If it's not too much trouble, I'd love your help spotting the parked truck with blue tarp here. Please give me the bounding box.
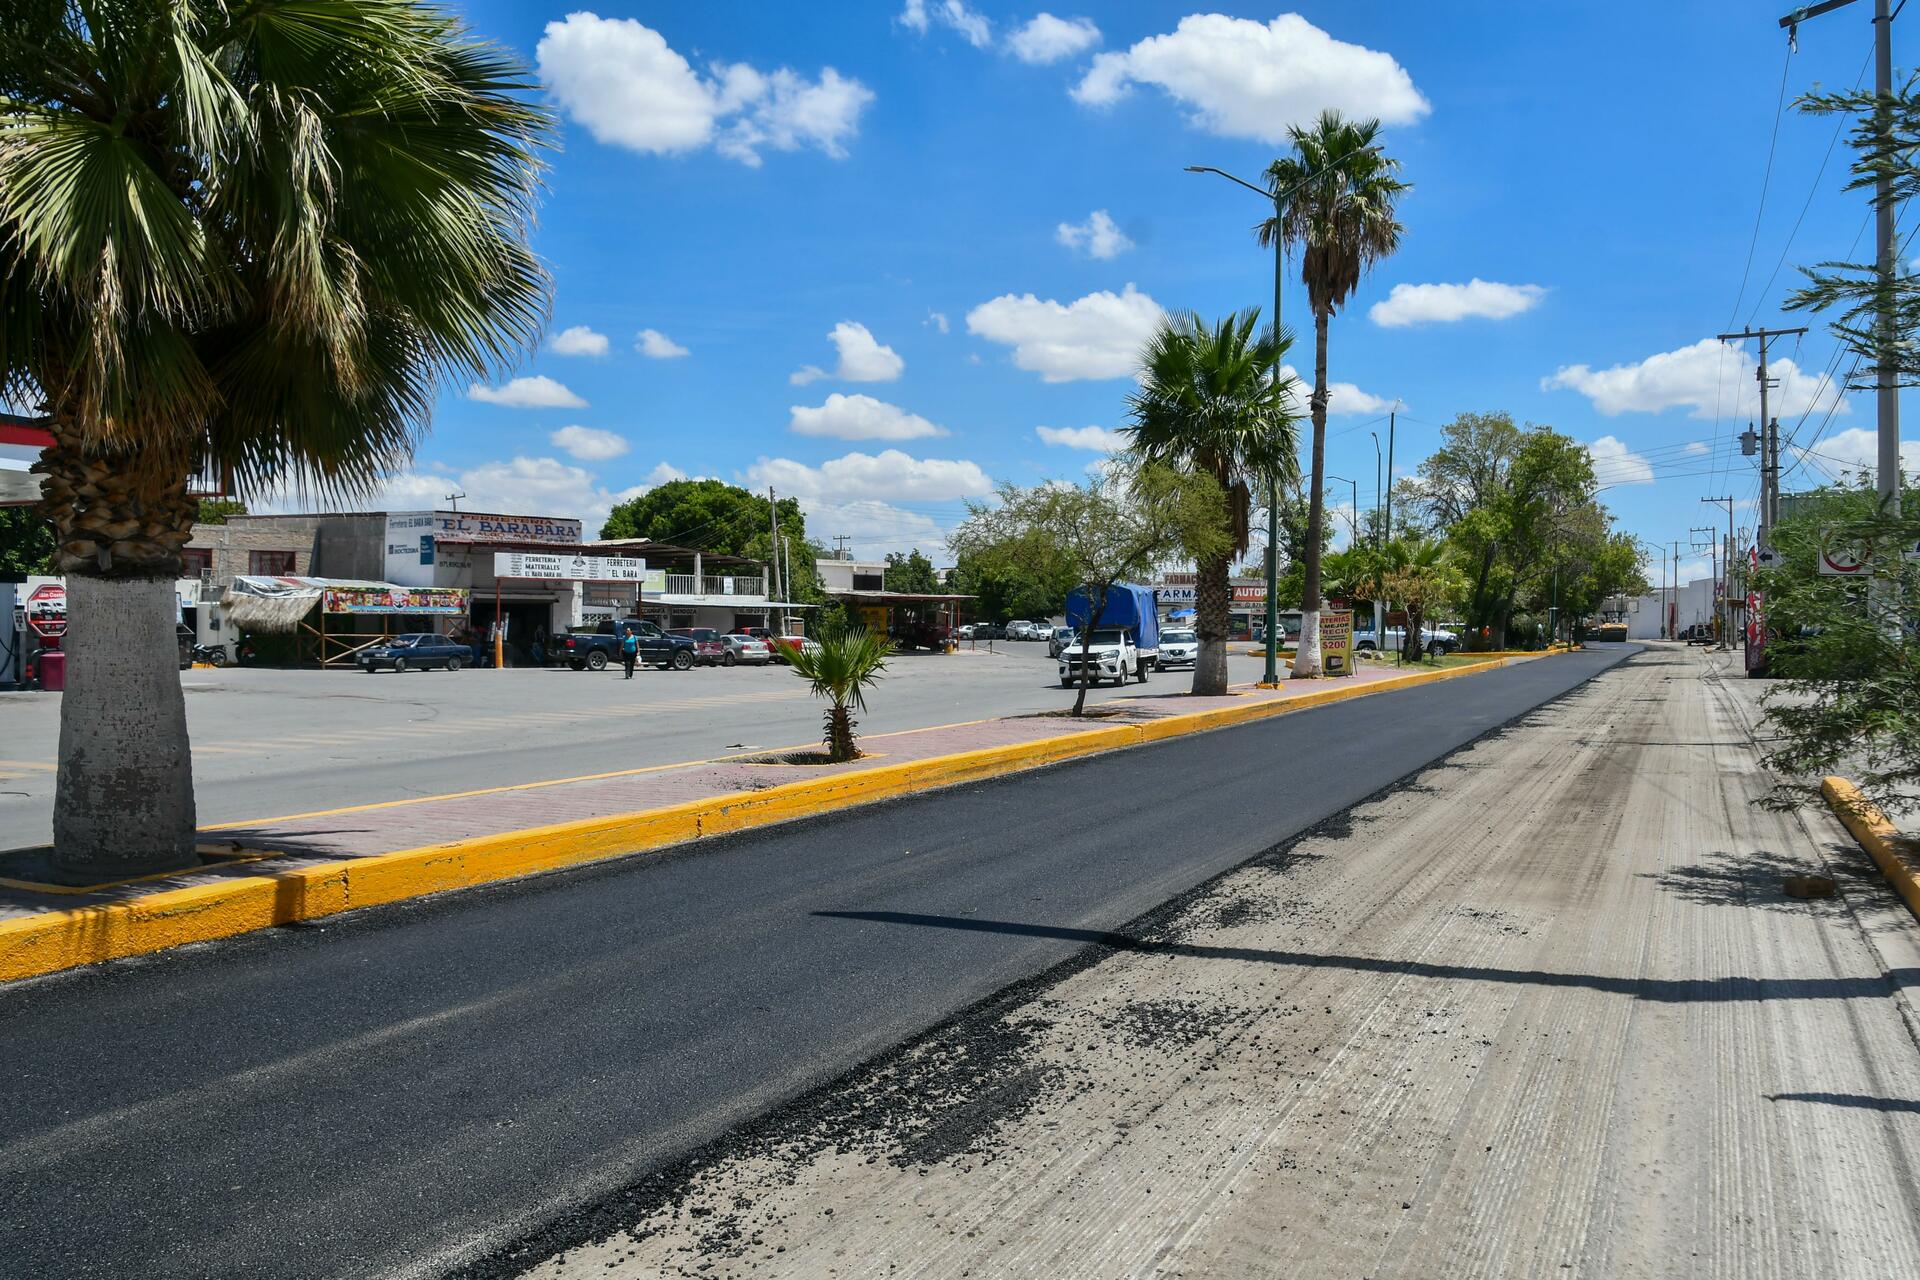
[1060,583,1160,687]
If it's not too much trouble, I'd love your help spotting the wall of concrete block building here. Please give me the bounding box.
[185,514,386,588]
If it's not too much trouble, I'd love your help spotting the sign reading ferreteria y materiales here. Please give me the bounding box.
[492,552,647,582]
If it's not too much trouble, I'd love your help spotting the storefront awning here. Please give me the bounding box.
[222,576,470,632]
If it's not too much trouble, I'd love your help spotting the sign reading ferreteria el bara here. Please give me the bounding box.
[492,552,648,583]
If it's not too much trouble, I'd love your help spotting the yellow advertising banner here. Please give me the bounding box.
[1321,609,1354,676]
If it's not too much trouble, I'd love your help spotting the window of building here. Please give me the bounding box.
[249,550,296,576]
[852,572,884,591]
[584,583,636,609]
[180,548,212,580]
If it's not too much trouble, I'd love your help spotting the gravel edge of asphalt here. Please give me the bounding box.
[450,651,1637,1279]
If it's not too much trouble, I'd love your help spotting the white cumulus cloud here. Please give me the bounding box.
[1586,436,1654,486]
[637,328,690,359]
[1369,279,1546,328]
[1542,339,1846,420]
[792,321,905,385]
[1036,425,1128,451]
[548,325,610,357]
[746,449,992,503]
[1071,13,1428,141]
[790,393,947,441]
[966,283,1163,382]
[467,376,587,409]
[549,425,630,462]
[537,13,873,167]
[900,0,992,48]
[1056,209,1133,259]
[1277,365,1392,416]
[1009,14,1101,64]
[1791,426,1920,481]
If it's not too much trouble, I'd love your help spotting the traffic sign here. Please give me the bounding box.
[1755,548,1780,568]
[25,583,65,638]
[1816,530,1871,576]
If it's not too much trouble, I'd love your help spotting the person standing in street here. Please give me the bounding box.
[620,626,639,679]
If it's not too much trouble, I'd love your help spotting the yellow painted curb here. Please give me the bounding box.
[1821,776,1920,920]
[0,652,1535,983]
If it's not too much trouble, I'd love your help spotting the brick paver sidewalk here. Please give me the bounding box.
[0,662,1444,923]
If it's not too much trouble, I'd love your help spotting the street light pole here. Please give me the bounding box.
[1327,475,1359,543]
[1186,163,1289,684]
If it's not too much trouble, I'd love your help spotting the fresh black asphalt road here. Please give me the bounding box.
[0,648,1633,1279]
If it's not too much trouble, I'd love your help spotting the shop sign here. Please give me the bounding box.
[439,511,581,544]
[1231,584,1267,603]
[25,583,66,638]
[1321,609,1354,676]
[493,552,647,582]
[1158,585,1197,604]
[323,585,469,615]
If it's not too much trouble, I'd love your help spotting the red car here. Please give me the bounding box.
[666,627,728,666]
[728,626,817,664]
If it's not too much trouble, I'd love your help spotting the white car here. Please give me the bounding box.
[1007,620,1038,640]
[1156,628,1198,669]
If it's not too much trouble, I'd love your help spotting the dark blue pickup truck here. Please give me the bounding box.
[553,618,697,671]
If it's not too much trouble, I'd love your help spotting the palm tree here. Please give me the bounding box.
[1259,111,1409,678]
[1,2,550,881]
[1379,536,1463,663]
[1126,310,1298,696]
[787,628,894,762]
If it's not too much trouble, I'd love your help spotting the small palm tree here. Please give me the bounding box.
[1125,310,1298,696]
[1,2,550,880]
[1379,537,1463,663]
[1260,111,1409,678]
[787,628,894,762]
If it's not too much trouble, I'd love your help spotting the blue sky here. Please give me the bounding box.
[376,2,1917,579]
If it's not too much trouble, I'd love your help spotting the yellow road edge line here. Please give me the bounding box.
[0,656,1525,983]
[1820,776,1920,920]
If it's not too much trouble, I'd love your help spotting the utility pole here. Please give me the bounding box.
[1702,496,1736,643]
[445,491,465,513]
[1781,0,1901,512]
[1716,325,1806,544]
[1671,539,1687,638]
[1692,526,1720,642]
[831,534,852,559]
[1384,404,1397,546]
[767,487,783,627]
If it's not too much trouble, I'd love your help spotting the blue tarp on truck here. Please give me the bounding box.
[1065,582,1160,650]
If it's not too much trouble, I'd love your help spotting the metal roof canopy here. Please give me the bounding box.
[825,589,975,603]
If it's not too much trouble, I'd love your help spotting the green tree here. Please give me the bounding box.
[950,464,1228,715]
[1,1,550,881]
[195,498,247,525]
[1786,79,1920,402]
[0,508,54,575]
[1377,537,1466,663]
[1260,110,1410,677]
[601,479,820,601]
[786,627,894,763]
[949,554,1072,625]
[1400,413,1605,649]
[884,550,939,594]
[1125,310,1298,696]
[1754,491,1920,813]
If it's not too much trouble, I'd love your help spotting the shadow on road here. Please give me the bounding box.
[1765,1092,1920,1114]
[814,909,1919,1004]
[1641,849,1844,913]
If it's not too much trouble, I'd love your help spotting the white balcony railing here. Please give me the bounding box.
[661,574,765,597]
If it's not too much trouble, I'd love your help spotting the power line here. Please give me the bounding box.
[1727,41,1797,328]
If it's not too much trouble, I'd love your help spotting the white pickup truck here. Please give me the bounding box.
[1354,625,1459,658]
[1058,626,1151,687]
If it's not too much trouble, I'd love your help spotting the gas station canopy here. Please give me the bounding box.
[1,413,51,507]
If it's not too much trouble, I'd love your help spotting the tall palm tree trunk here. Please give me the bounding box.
[1193,550,1232,695]
[35,423,199,882]
[1293,307,1331,678]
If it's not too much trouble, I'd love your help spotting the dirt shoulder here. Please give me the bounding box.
[502,646,1920,1280]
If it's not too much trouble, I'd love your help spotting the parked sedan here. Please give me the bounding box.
[358,633,468,673]
[971,621,1005,640]
[667,627,728,665]
[720,633,772,665]
[1046,625,1078,658]
[1156,628,1199,669]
